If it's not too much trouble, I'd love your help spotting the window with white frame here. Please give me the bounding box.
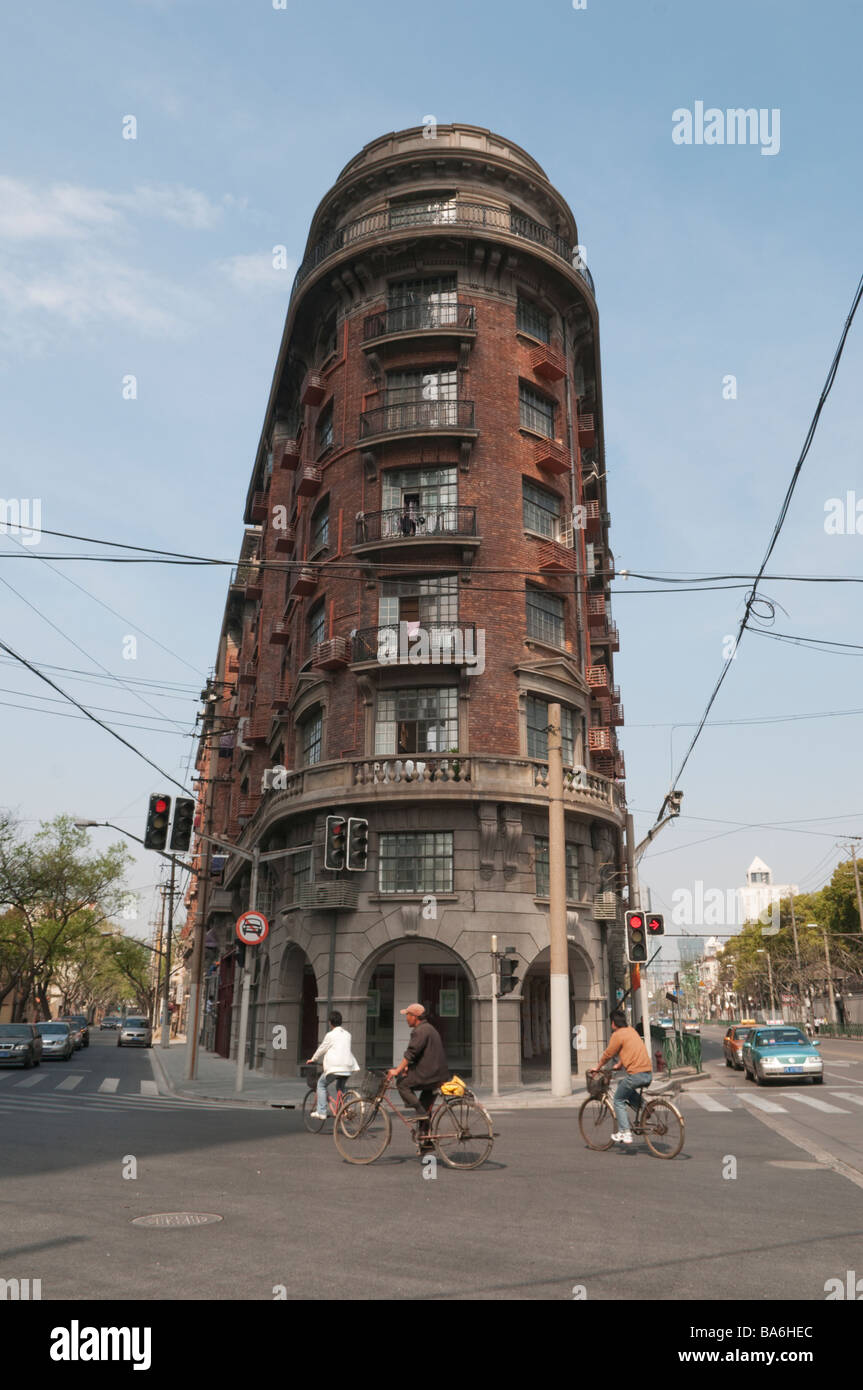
[378,831,453,893]
[375,686,458,755]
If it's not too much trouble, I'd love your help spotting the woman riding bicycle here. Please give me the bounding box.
[588,1009,652,1145]
[306,1011,359,1120]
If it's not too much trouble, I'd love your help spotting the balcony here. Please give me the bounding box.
[536,538,577,574]
[246,712,272,745]
[362,301,477,348]
[290,566,317,598]
[352,622,479,669]
[238,661,257,686]
[530,342,567,383]
[588,728,613,753]
[590,621,620,653]
[269,621,290,645]
[291,201,596,304]
[586,664,611,697]
[250,490,267,523]
[278,439,301,472]
[532,437,569,476]
[587,595,607,629]
[354,505,479,555]
[274,523,296,553]
[577,413,596,449]
[360,398,476,445]
[297,465,322,497]
[301,372,326,407]
[312,636,351,670]
[271,677,293,711]
[585,499,602,538]
[237,794,260,821]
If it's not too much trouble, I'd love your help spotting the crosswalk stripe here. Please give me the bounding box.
[139,1080,159,1097]
[827,1092,863,1108]
[783,1093,849,1114]
[14,1073,47,1088]
[56,1074,85,1091]
[98,1078,120,1093]
[688,1093,732,1112]
[740,1094,787,1113]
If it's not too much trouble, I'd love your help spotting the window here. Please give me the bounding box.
[519,382,555,437]
[310,503,329,554]
[523,480,561,538]
[389,276,457,329]
[517,297,550,343]
[320,315,338,362]
[299,708,322,766]
[526,587,565,647]
[379,832,453,893]
[317,401,333,453]
[388,194,457,229]
[381,466,458,538]
[534,838,580,899]
[386,368,457,403]
[527,696,575,763]
[308,601,326,650]
[378,573,458,627]
[292,849,312,898]
[375,686,458,755]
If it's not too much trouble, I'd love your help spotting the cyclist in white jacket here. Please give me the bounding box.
[306,1012,359,1120]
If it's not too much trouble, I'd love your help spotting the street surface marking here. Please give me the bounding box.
[688,1093,732,1112]
[829,1092,863,1108]
[0,1072,18,1084]
[783,1093,849,1114]
[739,1094,787,1113]
[140,1080,159,1097]
[14,1073,47,1088]
[56,1075,85,1090]
[98,1077,120,1093]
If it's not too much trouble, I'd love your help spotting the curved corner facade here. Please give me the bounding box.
[189,123,626,1085]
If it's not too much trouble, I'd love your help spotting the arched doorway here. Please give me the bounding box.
[360,939,474,1074]
[521,944,596,1079]
[266,943,318,1076]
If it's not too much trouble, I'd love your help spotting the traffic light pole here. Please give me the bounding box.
[161,855,177,1049]
[490,935,499,1097]
[625,812,652,1055]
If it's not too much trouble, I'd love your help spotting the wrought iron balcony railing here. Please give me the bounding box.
[352,622,478,666]
[355,505,477,545]
[363,301,476,341]
[292,201,595,301]
[360,398,475,438]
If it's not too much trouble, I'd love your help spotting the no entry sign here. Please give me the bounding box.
[236,910,270,945]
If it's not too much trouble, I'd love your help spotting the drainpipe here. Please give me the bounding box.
[561,313,587,671]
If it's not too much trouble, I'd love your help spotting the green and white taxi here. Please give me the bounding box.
[741,1025,823,1086]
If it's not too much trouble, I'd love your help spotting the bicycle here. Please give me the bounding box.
[301,1068,360,1133]
[333,1073,494,1169]
[578,1070,685,1159]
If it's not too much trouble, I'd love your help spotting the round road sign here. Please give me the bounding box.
[236,910,270,945]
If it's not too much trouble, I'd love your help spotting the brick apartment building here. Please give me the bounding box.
[185,124,626,1086]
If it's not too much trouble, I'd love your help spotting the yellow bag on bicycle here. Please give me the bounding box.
[441,1075,467,1096]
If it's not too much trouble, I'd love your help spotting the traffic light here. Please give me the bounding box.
[144,794,172,851]
[646,913,665,937]
[346,817,369,872]
[498,952,520,996]
[324,815,347,870]
[170,797,195,852]
[625,910,647,963]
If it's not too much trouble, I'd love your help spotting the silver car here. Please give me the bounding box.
[36,1021,74,1061]
[117,1017,152,1048]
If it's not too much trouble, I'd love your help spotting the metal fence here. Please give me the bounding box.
[650,1026,702,1072]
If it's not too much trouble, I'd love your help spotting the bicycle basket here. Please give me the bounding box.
[440,1074,467,1097]
[586,1072,610,1099]
[301,1065,319,1090]
[351,1069,387,1100]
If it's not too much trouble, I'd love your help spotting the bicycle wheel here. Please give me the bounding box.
[431,1098,493,1169]
[334,1090,363,1135]
[578,1097,615,1150]
[641,1098,685,1159]
[302,1089,326,1133]
[333,1099,391,1163]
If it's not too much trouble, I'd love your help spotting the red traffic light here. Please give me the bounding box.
[646,914,665,935]
[628,914,644,931]
[154,798,169,814]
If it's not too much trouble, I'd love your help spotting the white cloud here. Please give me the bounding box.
[218,251,297,293]
[0,177,227,241]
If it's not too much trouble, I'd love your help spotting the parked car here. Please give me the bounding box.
[723,1024,755,1070]
[683,1019,701,1035]
[61,1015,90,1048]
[0,1023,43,1068]
[36,1021,74,1061]
[117,1017,152,1048]
[100,1016,123,1030]
[742,1026,823,1085]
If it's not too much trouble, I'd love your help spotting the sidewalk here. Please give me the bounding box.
[150,1040,696,1111]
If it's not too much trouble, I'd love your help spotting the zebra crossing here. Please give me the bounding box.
[679,1087,863,1117]
[0,1069,266,1114]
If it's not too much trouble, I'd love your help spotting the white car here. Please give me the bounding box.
[117,1017,152,1048]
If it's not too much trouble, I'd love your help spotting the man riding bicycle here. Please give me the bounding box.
[387,1003,450,1141]
[589,1008,652,1144]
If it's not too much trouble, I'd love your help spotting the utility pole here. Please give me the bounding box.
[161,855,177,1050]
[844,838,863,934]
[547,705,571,1098]
[153,888,166,1030]
[490,934,499,1098]
[625,811,651,1051]
[821,929,838,1025]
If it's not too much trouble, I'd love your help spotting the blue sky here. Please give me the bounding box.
[1,0,861,962]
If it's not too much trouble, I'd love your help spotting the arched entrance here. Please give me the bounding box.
[265,942,318,1076]
[521,944,597,1079]
[360,939,475,1074]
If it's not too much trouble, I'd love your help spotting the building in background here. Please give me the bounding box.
[738,857,799,926]
[186,124,626,1085]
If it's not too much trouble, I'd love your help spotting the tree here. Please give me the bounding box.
[0,814,131,1019]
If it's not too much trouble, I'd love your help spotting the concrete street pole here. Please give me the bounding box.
[547,705,571,1098]
[186,835,210,1082]
[821,929,838,1025]
[625,812,651,1054]
[235,845,259,1092]
[846,839,863,934]
[491,934,499,1098]
[161,856,176,1049]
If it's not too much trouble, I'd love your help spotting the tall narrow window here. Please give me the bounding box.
[310,502,329,555]
[374,687,458,755]
[517,297,551,342]
[299,709,323,766]
[317,400,333,453]
[308,600,326,651]
[388,275,457,330]
[534,838,580,898]
[527,696,575,764]
[519,382,555,437]
[523,480,561,538]
[526,586,565,647]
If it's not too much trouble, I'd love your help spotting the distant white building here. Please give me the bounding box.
[737,857,798,926]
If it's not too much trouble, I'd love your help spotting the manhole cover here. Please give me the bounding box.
[765,1161,825,1170]
[131,1212,223,1228]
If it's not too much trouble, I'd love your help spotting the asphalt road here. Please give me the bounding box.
[2,1028,863,1301]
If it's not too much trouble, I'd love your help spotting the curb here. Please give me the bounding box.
[148,1048,308,1108]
